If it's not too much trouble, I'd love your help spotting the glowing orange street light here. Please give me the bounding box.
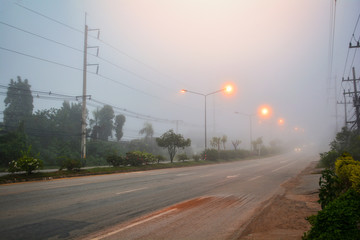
[258,105,272,118]
[278,118,284,126]
[180,85,235,149]
[225,85,233,93]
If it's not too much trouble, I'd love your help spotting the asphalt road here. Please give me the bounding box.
[0,152,316,240]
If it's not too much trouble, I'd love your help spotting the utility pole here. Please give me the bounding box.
[81,14,100,160]
[342,67,360,130]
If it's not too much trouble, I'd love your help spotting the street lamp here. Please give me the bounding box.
[181,85,232,149]
[234,112,256,151]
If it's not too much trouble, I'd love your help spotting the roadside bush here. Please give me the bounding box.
[177,153,188,162]
[192,154,200,161]
[59,157,82,171]
[335,153,360,193]
[318,169,343,209]
[125,151,157,166]
[8,146,43,175]
[318,150,339,169]
[202,149,218,161]
[303,189,360,240]
[106,154,124,167]
[125,151,144,166]
[155,155,166,163]
[219,150,231,160]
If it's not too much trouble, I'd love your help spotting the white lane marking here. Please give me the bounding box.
[200,174,213,178]
[226,174,239,179]
[92,208,177,240]
[271,161,296,173]
[247,175,262,181]
[115,187,147,195]
[280,160,289,163]
[176,173,194,176]
[149,171,169,176]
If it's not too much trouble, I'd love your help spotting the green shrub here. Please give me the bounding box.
[176,153,188,162]
[59,158,82,171]
[335,153,360,193]
[125,151,144,166]
[318,169,343,209]
[155,155,166,163]
[318,150,339,169]
[8,146,43,175]
[202,149,218,161]
[303,189,360,240]
[106,154,124,167]
[192,154,200,161]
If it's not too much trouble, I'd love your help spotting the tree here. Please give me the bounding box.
[156,129,191,163]
[114,114,126,141]
[98,105,114,140]
[4,76,33,130]
[221,135,228,150]
[210,137,221,151]
[252,137,263,155]
[90,108,100,140]
[139,122,154,140]
[231,140,241,150]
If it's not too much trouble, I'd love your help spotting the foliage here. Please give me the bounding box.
[59,157,82,171]
[221,135,227,150]
[156,129,191,163]
[251,137,263,154]
[202,149,219,161]
[317,126,360,170]
[335,153,360,193]
[303,189,360,240]
[318,169,343,209]
[106,154,125,167]
[155,155,166,163]
[318,150,340,169]
[192,154,200,161]
[139,122,154,140]
[114,114,126,141]
[210,137,221,151]
[231,140,241,150]
[8,146,42,175]
[125,151,157,166]
[4,76,33,131]
[98,105,115,140]
[0,123,28,167]
[176,153,188,162]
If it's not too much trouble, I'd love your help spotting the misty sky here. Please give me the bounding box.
[1,0,359,151]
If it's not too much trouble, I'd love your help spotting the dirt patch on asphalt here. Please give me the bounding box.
[239,161,321,240]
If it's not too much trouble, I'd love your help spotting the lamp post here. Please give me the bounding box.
[234,112,255,151]
[181,86,232,150]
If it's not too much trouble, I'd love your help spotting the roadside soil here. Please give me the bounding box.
[239,161,322,240]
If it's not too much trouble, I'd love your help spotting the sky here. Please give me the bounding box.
[0,0,359,152]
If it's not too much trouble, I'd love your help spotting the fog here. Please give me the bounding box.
[1,0,359,153]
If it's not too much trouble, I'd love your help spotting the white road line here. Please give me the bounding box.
[247,175,262,181]
[115,187,147,195]
[91,208,177,240]
[226,174,239,179]
[280,160,289,163]
[176,173,194,176]
[271,161,296,173]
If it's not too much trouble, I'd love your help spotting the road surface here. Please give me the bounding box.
[0,152,315,240]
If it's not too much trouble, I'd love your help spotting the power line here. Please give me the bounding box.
[13,2,187,89]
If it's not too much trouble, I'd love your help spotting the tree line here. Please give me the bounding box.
[0,77,184,167]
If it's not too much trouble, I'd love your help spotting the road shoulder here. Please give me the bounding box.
[239,161,321,240]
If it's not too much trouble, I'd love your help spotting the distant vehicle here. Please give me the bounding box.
[294,147,302,152]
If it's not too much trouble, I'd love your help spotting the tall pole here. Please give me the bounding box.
[204,95,207,149]
[81,22,88,159]
[352,67,360,130]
